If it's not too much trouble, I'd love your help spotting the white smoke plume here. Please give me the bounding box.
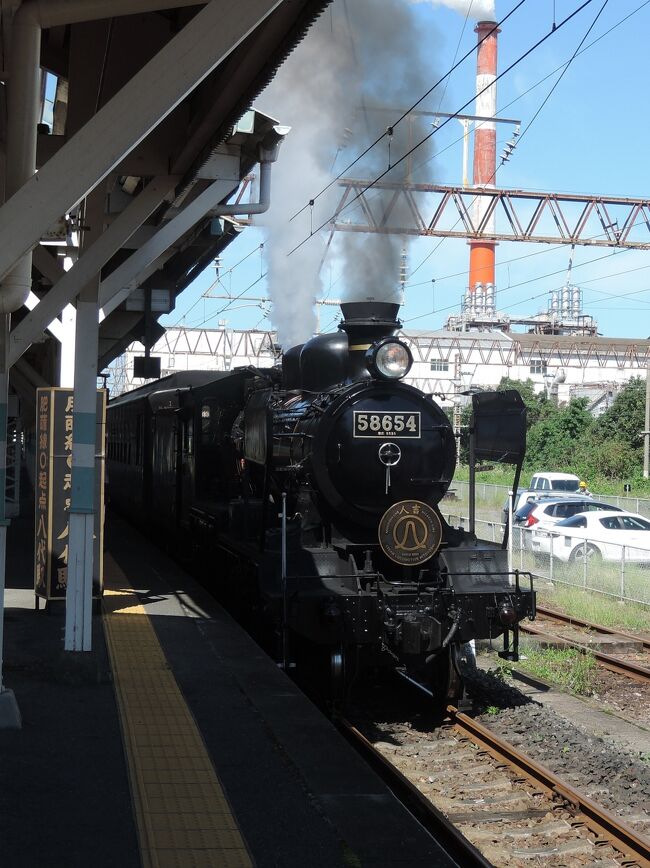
[408,0,496,20]
[256,0,443,348]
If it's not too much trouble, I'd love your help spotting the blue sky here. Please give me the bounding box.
[161,0,650,341]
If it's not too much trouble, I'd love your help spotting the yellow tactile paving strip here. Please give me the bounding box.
[102,557,253,868]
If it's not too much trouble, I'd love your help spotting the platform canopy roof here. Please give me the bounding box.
[0,0,331,409]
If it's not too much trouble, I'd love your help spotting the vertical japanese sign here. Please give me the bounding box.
[34,391,52,595]
[34,389,107,601]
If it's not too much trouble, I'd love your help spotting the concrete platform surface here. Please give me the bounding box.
[1,509,458,868]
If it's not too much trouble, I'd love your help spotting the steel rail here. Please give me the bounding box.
[337,717,491,868]
[536,605,650,651]
[448,706,650,868]
[520,622,650,684]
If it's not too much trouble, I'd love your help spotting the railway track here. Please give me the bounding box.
[520,619,650,684]
[340,706,650,867]
[536,605,650,650]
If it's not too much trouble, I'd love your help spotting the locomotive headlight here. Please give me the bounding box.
[366,339,413,380]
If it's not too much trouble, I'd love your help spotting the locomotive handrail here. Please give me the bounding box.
[272,432,315,438]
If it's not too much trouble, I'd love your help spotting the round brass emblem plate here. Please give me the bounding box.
[378,500,442,566]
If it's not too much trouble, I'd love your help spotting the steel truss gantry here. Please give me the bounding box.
[331,180,650,249]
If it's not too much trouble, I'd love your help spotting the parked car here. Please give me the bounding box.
[528,472,581,493]
[530,510,650,563]
[518,497,621,529]
[514,497,620,550]
[504,476,586,522]
[501,487,528,525]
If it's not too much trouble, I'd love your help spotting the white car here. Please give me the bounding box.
[531,510,650,564]
[507,474,585,516]
[520,497,620,529]
[528,472,581,494]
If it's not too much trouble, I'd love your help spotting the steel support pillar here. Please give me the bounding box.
[9,176,178,366]
[0,0,284,286]
[64,292,98,651]
[0,316,20,727]
[64,188,104,652]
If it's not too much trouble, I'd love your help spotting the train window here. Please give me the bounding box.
[201,401,222,445]
[184,418,194,455]
[201,404,211,439]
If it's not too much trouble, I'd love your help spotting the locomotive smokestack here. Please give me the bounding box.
[469,20,499,298]
[339,302,401,380]
[339,302,400,342]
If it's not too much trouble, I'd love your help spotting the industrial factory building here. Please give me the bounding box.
[110,321,650,416]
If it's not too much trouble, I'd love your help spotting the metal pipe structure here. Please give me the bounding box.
[1,7,40,314]
[0,0,40,727]
[468,20,499,298]
[212,126,290,216]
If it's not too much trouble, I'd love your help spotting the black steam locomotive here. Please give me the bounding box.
[107,301,535,704]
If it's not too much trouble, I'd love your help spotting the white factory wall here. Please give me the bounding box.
[110,326,649,407]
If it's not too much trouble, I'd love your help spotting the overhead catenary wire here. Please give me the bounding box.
[405,0,649,279]
[509,0,609,156]
[287,0,598,259]
[371,0,610,270]
[189,271,269,329]
[173,1,650,337]
[186,214,650,334]
[322,0,635,304]
[167,243,264,327]
[288,0,530,224]
[370,0,621,314]
[404,246,632,323]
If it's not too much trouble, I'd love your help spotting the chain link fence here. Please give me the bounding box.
[444,513,650,607]
[448,480,650,520]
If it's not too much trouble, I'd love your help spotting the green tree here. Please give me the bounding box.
[575,438,638,480]
[524,398,592,471]
[497,377,547,429]
[595,378,645,450]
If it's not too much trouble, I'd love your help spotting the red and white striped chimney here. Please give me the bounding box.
[469,20,499,297]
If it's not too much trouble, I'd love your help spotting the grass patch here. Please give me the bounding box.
[453,465,650,497]
[514,644,598,696]
[538,585,650,632]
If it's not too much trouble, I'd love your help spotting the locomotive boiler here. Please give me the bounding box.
[107,301,535,705]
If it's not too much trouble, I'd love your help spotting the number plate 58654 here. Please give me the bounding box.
[353,411,421,438]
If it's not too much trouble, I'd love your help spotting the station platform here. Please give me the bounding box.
[0,507,457,868]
